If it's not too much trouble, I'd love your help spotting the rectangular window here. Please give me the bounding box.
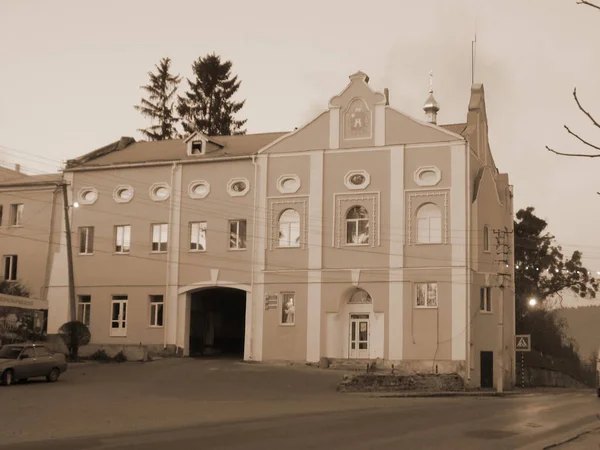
[110,295,127,337]
[480,287,492,312]
[483,226,490,252]
[229,219,247,250]
[190,221,207,251]
[78,227,94,254]
[149,295,164,327]
[3,255,18,281]
[0,205,3,226]
[280,292,295,325]
[151,223,168,252]
[77,295,91,326]
[417,217,442,244]
[10,203,24,226]
[415,282,438,308]
[115,225,131,253]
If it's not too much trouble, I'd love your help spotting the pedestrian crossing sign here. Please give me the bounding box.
[516,334,531,352]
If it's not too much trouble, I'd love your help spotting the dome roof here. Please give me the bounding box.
[424,91,440,112]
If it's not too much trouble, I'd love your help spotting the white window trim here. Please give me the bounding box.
[227,177,250,197]
[415,203,443,245]
[114,225,131,254]
[10,203,24,227]
[344,206,370,247]
[277,209,301,249]
[228,219,247,251]
[189,221,207,252]
[78,226,94,255]
[149,295,164,328]
[151,223,168,253]
[109,297,128,337]
[414,165,442,187]
[149,182,171,202]
[415,282,439,309]
[480,286,492,313]
[188,180,211,199]
[344,170,371,190]
[113,185,135,204]
[77,187,99,206]
[276,174,301,194]
[279,292,296,326]
[77,296,91,326]
[3,255,17,281]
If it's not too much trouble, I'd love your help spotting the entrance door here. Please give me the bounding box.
[480,351,494,388]
[349,314,369,359]
[110,298,127,337]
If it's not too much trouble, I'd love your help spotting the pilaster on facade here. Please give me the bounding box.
[166,163,182,348]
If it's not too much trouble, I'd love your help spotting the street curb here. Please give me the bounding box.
[342,391,540,398]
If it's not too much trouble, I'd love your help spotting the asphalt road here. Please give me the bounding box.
[2,391,600,449]
[0,359,599,449]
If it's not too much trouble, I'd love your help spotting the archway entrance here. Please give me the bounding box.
[189,287,246,358]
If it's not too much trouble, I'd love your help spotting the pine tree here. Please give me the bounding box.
[134,57,182,141]
[177,53,247,136]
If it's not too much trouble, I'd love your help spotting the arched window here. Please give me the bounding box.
[346,206,369,245]
[416,203,442,244]
[278,209,300,248]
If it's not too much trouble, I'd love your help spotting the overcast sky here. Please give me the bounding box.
[1,0,599,306]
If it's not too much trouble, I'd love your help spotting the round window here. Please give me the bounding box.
[350,174,366,185]
[154,187,169,199]
[281,178,297,190]
[193,184,208,196]
[231,181,246,192]
[117,188,133,200]
[418,170,438,184]
[81,190,97,202]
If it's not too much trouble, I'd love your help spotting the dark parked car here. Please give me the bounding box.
[0,343,67,386]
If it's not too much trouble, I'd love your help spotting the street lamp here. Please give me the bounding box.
[528,298,537,307]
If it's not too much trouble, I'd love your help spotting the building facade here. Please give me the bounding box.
[31,72,513,388]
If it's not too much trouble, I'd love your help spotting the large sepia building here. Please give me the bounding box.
[4,72,516,389]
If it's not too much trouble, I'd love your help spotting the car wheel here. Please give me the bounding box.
[1,370,14,386]
[46,368,60,383]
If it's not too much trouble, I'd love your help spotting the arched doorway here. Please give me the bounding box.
[189,287,247,358]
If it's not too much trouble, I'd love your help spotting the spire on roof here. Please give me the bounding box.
[423,70,440,125]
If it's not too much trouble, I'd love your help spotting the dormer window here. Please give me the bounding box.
[191,140,204,155]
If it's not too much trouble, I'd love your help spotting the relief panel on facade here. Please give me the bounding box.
[344,98,372,141]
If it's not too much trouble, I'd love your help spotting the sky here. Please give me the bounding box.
[1,0,599,306]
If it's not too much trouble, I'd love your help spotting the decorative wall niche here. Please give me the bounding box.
[414,166,442,187]
[78,187,98,205]
[113,185,134,203]
[276,174,301,194]
[188,180,210,199]
[149,182,171,202]
[227,177,250,197]
[344,170,371,190]
[406,190,449,245]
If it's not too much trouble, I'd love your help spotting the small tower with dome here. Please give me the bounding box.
[423,70,440,124]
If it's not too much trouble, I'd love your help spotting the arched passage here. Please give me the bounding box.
[188,287,247,358]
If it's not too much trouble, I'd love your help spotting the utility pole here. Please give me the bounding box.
[61,183,76,322]
[494,227,512,394]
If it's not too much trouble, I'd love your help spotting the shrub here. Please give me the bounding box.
[113,351,127,363]
[90,349,111,362]
[58,321,91,362]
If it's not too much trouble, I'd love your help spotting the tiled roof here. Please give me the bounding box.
[68,132,289,169]
[439,123,468,136]
[0,172,62,188]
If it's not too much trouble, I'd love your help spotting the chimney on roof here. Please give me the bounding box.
[384,88,390,106]
[14,164,20,173]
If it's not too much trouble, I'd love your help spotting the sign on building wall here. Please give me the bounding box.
[516,334,531,352]
[264,294,278,311]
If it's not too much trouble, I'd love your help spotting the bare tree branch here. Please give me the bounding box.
[577,0,600,11]
[545,145,600,158]
[564,125,600,151]
[573,87,600,129]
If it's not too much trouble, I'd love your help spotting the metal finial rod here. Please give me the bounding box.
[429,70,434,93]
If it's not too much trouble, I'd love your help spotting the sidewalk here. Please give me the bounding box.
[345,387,595,398]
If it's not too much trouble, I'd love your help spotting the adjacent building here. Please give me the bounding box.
[5,72,515,388]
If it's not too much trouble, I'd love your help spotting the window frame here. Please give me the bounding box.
[416,203,443,245]
[114,225,131,254]
[78,226,94,255]
[345,205,370,246]
[480,286,492,313]
[110,295,128,337]
[10,203,24,227]
[415,282,439,309]
[277,209,301,249]
[228,219,247,251]
[189,221,207,252]
[3,255,18,281]
[279,292,296,326]
[149,295,164,328]
[77,295,91,326]
[151,223,168,253]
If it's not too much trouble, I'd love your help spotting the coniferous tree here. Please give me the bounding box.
[177,53,247,136]
[134,57,182,141]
